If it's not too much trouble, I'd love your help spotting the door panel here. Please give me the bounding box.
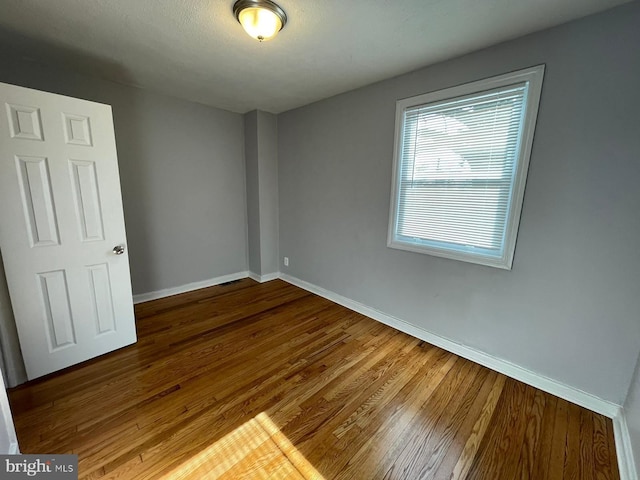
[70,159,105,242]
[87,263,117,335]
[16,155,60,246]
[38,270,76,350]
[0,82,136,380]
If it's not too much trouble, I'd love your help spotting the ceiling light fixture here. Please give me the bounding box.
[233,0,287,42]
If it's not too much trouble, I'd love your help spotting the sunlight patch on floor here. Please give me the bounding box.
[160,412,325,479]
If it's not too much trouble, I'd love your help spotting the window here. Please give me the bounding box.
[388,66,544,269]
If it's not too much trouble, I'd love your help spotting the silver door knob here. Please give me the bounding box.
[113,245,125,255]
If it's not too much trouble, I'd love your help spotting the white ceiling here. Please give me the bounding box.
[0,0,631,114]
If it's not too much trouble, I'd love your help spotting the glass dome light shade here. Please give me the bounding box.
[233,1,287,42]
[239,7,281,41]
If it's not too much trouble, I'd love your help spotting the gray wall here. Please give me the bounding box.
[278,2,640,404]
[0,369,18,453]
[625,353,640,475]
[0,254,25,387]
[245,110,279,277]
[256,111,279,276]
[0,52,248,296]
[245,111,262,274]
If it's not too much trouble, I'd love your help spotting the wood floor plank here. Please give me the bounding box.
[446,373,506,480]
[298,344,442,477]
[333,351,458,480]
[580,408,595,480]
[566,402,583,480]
[550,398,571,477]
[8,279,621,480]
[374,359,482,479]
[514,389,547,480]
[593,413,614,480]
[531,394,558,480]
[464,380,537,480]
[390,364,492,479]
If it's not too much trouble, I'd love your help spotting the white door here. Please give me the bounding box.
[0,82,136,380]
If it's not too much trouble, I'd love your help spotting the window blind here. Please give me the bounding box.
[394,83,529,260]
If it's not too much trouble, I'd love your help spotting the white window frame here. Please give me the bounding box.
[387,65,545,269]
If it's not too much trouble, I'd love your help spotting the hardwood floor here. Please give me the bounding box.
[9,278,620,479]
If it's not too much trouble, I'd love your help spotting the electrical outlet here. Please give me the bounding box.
[283,257,289,267]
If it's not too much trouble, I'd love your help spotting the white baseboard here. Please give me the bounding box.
[279,273,621,419]
[614,411,638,480]
[8,441,19,455]
[133,271,250,304]
[248,272,280,283]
